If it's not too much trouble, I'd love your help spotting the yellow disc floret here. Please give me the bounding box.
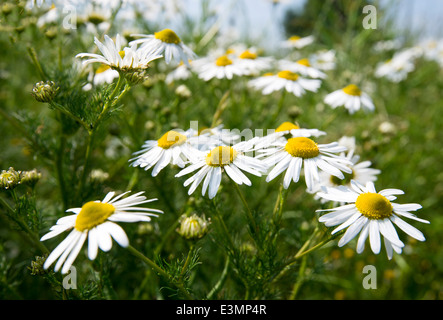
[157,131,187,149]
[275,121,300,133]
[96,64,111,74]
[285,137,319,158]
[342,84,362,96]
[154,28,181,44]
[215,55,233,67]
[75,201,115,232]
[289,35,301,42]
[355,193,393,220]
[239,50,257,60]
[206,146,238,167]
[277,70,299,81]
[296,58,311,67]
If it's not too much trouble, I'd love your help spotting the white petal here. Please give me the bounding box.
[369,220,381,254]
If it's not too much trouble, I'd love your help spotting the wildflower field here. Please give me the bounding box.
[0,0,442,302]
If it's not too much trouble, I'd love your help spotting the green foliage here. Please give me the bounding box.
[0,0,441,301]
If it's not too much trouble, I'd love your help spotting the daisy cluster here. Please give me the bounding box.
[129,119,428,260]
[39,25,431,275]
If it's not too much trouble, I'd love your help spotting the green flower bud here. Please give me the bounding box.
[0,167,22,190]
[21,169,42,187]
[31,80,59,103]
[29,256,48,276]
[177,214,211,241]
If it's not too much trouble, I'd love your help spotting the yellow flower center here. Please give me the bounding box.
[154,28,181,44]
[157,131,187,149]
[75,201,115,232]
[342,84,362,96]
[206,146,238,167]
[277,70,299,81]
[285,137,319,158]
[215,55,233,67]
[239,50,257,60]
[275,121,300,133]
[289,35,301,42]
[96,64,111,74]
[262,72,274,76]
[355,193,393,220]
[296,58,311,67]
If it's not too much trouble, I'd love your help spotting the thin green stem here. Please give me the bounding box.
[289,255,307,300]
[0,196,49,254]
[206,256,230,300]
[211,199,236,252]
[49,101,90,131]
[269,89,286,127]
[55,119,68,210]
[232,182,258,234]
[26,45,48,80]
[272,183,288,226]
[126,245,194,300]
[179,244,195,281]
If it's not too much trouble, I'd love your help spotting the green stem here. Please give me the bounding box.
[211,199,236,252]
[179,244,195,281]
[49,101,90,131]
[26,45,48,80]
[272,183,288,226]
[289,255,307,300]
[232,182,258,235]
[271,229,340,284]
[206,256,230,300]
[269,89,286,127]
[0,196,49,254]
[126,245,194,300]
[55,121,68,210]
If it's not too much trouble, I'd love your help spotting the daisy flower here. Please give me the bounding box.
[91,64,119,86]
[278,58,327,79]
[130,28,196,66]
[255,121,326,150]
[324,84,375,114]
[248,70,321,96]
[262,135,353,190]
[76,34,163,72]
[374,48,420,82]
[40,191,163,274]
[130,129,204,176]
[316,180,429,259]
[309,49,336,71]
[234,49,273,76]
[281,35,315,49]
[311,137,381,200]
[175,139,268,199]
[165,60,193,84]
[193,54,247,81]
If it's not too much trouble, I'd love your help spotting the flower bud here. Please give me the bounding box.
[175,84,191,99]
[29,256,48,275]
[31,80,59,103]
[21,169,42,187]
[0,167,22,190]
[177,214,211,241]
[123,69,148,86]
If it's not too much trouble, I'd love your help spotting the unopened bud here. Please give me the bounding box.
[177,214,211,241]
[123,69,148,86]
[31,80,59,103]
[21,169,42,187]
[175,84,191,99]
[0,167,22,190]
[29,256,48,275]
